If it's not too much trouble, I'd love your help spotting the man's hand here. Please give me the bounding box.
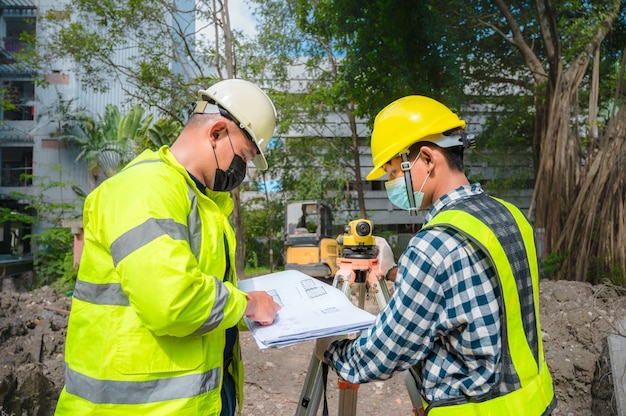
[315,336,337,363]
[244,291,281,326]
[375,236,396,279]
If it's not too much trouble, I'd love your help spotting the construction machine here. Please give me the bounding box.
[283,200,340,280]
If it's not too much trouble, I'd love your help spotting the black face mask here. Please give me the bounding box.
[212,132,248,192]
[213,153,247,192]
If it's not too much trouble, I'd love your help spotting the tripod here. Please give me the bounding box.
[295,251,424,416]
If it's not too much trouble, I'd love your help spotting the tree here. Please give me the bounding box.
[37,0,215,122]
[553,52,626,284]
[59,104,153,189]
[465,0,625,282]
[37,0,258,276]
[327,0,626,283]
[6,166,82,288]
[245,0,374,219]
[334,0,467,117]
[241,195,284,271]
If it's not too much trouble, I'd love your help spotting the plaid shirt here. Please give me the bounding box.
[326,183,502,402]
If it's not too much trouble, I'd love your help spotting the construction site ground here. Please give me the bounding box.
[1,274,625,416]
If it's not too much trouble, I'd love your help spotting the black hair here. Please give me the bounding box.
[408,141,464,172]
[185,112,218,128]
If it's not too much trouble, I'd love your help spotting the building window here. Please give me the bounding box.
[2,81,35,121]
[0,146,33,187]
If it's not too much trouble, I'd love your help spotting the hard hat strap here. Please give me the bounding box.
[400,152,418,215]
[193,101,220,115]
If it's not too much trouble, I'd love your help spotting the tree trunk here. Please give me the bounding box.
[347,104,367,219]
[533,68,584,246]
[214,0,247,278]
[528,0,622,282]
[554,101,626,283]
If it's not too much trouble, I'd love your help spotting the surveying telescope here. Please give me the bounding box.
[337,219,378,259]
[296,218,408,416]
[333,219,388,311]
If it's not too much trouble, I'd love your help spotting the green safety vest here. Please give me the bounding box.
[55,146,248,415]
[421,194,556,416]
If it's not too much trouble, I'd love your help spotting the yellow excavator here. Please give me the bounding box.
[283,200,340,280]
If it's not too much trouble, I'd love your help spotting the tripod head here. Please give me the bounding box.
[337,219,379,259]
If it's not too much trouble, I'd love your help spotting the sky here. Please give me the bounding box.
[228,0,258,38]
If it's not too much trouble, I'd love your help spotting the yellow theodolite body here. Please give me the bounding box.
[340,219,375,247]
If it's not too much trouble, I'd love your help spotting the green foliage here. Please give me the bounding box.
[0,88,16,120]
[245,250,259,269]
[41,91,90,136]
[244,236,284,270]
[58,104,153,182]
[540,252,568,280]
[8,168,81,288]
[476,95,536,151]
[244,266,277,278]
[241,197,285,270]
[588,256,625,286]
[264,135,354,207]
[330,0,466,120]
[35,227,77,290]
[136,117,183,151]
[245,0,370,215]
[37,0,227,122]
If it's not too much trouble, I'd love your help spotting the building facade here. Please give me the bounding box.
[0,0,196,258]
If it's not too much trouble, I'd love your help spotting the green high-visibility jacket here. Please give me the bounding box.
[55,146,248,415]
[420,194,555,415]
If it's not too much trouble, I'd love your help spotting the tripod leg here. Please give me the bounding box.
[365,263,391,311]
[295,352,325,416]
[357,282,366,309]
[336,277,353,300]
[404,368,425,416]
[297,258,378,416]
[371,279,391,310]
[337,380,359,416]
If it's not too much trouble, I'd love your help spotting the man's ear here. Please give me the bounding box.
[420,146,434,169]
[208,119,228,143]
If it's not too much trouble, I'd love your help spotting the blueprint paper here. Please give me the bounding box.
[238,270,376,349]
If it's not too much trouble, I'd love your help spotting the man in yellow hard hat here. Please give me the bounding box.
[55,79,281,416]
[317,95,556,415]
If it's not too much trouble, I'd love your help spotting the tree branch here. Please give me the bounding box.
[491,0,546,82]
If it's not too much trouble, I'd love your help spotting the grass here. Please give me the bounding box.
[243,266,284,278]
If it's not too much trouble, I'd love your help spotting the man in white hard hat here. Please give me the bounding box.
[56,79,281,416]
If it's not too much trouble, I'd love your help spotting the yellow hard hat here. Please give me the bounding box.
[193,79,277,170]
[366,95,466,180]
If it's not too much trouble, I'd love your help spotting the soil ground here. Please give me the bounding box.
[1,274,626,416]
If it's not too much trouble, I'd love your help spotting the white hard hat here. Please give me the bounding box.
[193,79,277,170]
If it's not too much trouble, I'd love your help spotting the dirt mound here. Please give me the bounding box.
[1,275,625,416]
[0,276,70,416]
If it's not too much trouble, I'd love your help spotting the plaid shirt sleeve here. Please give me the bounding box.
[325,226,501,401]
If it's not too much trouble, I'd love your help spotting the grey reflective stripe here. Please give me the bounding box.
[64,364,219,405]
[187,186,201,258]
[185,184,229,335]
[110,218,188,267]
[119,158,163,173]
[73,279,130,306]
[192,275,230,335]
